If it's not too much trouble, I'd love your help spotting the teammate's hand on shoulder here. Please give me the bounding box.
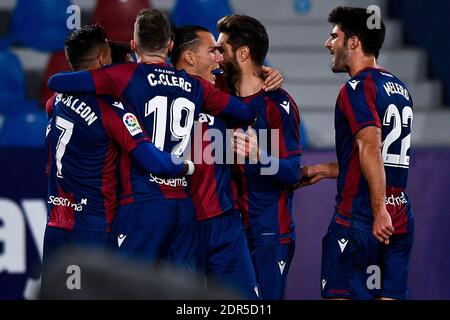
[261,65,283,91]
[372,209,394,245]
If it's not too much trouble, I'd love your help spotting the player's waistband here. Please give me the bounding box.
[246,231,295,247]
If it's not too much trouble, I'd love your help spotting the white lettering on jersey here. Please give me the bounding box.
[147,73,192,92]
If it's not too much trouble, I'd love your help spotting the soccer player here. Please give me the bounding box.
[109,41,134,63]
[47,9,257,269]
[298,7,414,300]
[170,25,260,299]
[217,15,302,300]
[42,25,193,290]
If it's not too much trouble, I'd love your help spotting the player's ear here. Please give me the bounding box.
[349,36,359,50]
[238,46,250,62]
[130,39,137,52]
[184,50,195,66]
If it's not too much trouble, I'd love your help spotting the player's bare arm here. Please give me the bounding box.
[355,126,394,244]
[297,162,339,188]
[261,65,283,91]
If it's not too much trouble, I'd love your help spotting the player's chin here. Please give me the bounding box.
[210,74,216,85]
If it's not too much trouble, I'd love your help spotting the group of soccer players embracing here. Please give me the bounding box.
[42,6,414,301]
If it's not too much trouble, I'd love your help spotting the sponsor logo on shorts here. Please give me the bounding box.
[338,238,348,253]
[278,260,286,275]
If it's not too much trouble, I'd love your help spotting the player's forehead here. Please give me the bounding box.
[217,32,229,46]
[331,24,344,37]
[197,31,217,48]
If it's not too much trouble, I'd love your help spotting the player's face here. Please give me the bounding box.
[217,32,240,79]
[192,31,224,84]
[325,25,350,73]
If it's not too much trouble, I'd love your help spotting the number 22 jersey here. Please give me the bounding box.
[334,67,414,234]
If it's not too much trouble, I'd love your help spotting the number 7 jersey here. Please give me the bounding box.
[334,67,414,234]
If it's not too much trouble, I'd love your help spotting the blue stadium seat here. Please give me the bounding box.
[0,50,26,108]
[0,111,48,147]
[171,0,233,38]
[7,0,72,51]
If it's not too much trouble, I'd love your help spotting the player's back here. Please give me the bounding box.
[91,63,232,202]
[46,94,121,231]
[334,67,414,233]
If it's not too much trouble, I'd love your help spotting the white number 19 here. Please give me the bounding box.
[145,96,195,156]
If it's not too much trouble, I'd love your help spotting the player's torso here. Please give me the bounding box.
[189,112,234,220]
[46,94,118,231]
[119,64,204,201]
[335,68,414,232]
[234,89,297,244]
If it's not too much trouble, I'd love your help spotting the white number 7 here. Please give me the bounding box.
[55,116,74,178]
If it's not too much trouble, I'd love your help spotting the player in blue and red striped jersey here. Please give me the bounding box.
[170,25,258,299]
[298,7,414,300]
[47,9,257,269]
[217,15,302,300]
[42,25,193,292]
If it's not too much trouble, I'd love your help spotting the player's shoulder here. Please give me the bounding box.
[262,88,299,118]
[263,88,293,103]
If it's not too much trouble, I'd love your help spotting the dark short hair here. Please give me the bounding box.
[217,14,268,66]
[328,6,385,59]
[169,25,210,66]
[134,8,171,52]
[109,41,132,63]
[64,24,108,70]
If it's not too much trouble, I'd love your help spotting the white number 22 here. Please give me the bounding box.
[381,104,413,168]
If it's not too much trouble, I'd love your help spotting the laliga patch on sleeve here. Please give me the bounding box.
[123,113,143,136]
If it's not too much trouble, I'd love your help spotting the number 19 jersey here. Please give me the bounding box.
[334,67,414,234]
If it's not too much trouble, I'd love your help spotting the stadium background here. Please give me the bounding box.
[0,0,449,299]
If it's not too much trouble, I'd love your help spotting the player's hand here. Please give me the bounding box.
[298,164,329,187]
[372,209,394,245]
[261,66,283,91]
[233,126,260,162]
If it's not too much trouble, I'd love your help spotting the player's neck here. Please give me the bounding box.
[348,55,378,77]
[137,52,167,65]
[235,65,264,97]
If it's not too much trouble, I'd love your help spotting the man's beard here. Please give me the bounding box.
[221,54,241,95]
[331,46,350,73]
